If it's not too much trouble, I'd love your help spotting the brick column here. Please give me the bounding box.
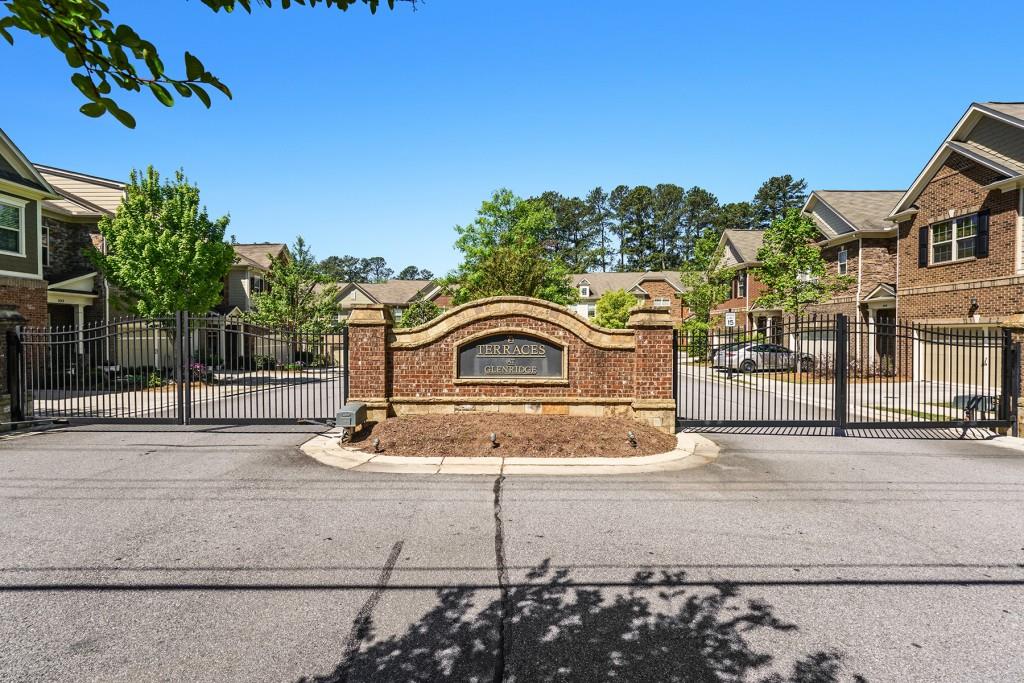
[628,306,676,433]
[347,304,392,422]
[0,305,27,431]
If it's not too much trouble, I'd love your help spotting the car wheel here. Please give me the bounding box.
[799,357,814,372]
[739,359,757,373]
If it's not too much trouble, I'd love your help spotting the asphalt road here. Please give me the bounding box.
[2,425,1023,681]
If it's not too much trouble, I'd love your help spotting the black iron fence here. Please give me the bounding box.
[8,313,348,425]
[676,314,1020,433]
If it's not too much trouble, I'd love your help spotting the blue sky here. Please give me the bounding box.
[1,1,1019,274]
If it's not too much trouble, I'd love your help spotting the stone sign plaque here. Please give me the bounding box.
[458,333,564,379]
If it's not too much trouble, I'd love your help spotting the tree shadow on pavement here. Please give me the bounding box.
[301,561,862,682]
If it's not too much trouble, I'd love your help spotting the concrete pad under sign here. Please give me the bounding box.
[300,431,718,476]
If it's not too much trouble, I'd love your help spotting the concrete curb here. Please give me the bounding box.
[300,430,720,476]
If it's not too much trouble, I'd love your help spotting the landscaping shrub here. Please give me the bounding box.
[681,319,711,360]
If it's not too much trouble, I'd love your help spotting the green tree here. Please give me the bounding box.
[247,236,341,333]
[446,189,578,306]
[679,186,720,261]
[593,289,636,329]
[361,256,393,283]
[584,186,613,272]
[396,266,433,280]
[753,175,808,228]
[713,201,758,232]
[617,185,657,271]
[752,208,852,317]
[0,0,415,127]
[651,183,686,270]
[396,299,442,328]
[680,229,732,326]
[90,166,234,317]
[535,191,602,273]
[320,255,365,282]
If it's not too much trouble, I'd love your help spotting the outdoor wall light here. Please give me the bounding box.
[627,431,637,448]
[969,297,979,308]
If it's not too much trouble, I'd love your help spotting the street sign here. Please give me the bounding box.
[724,312,737,328]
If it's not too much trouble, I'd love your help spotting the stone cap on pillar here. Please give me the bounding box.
[0,304,26,326]
[347,304,393,327]
[626,306,674,329]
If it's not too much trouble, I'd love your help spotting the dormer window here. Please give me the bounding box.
[579,284,590,297]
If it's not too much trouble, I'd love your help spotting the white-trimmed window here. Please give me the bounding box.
[734,273,746,298]
[931,214,977,264]
[579,284,590,297]
[837,247,847,275]
[250,274,266,294]
[0,196,25,255]
[653,297,671,307]
[586,304,596,318]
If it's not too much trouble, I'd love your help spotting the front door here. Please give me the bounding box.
[875,309,896,366]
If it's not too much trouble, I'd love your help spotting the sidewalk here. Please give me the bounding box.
[301,429,719,475]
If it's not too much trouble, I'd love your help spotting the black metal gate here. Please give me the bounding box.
[676,314,1020,433]
[8,313,348,425]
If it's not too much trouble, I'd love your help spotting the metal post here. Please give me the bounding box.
[672,327,679,420]
[174,312,184,424]
[5,327,24,422]
[182,312,191,426]
[834,314,848,436]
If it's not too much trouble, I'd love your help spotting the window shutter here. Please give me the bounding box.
[976,210,990,258]
[918,226,929,267]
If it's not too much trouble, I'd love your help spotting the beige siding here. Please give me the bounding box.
[966,117,1024,173]
[227,268,250,310]
[38,172,123,214]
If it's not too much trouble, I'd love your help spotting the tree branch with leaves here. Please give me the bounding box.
[0,0,415,127]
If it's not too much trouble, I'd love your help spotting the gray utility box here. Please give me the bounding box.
[336,402,367,429]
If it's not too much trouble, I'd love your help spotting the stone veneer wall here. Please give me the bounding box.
[347,296,677,433]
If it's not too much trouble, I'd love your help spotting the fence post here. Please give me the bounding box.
[181,312,191,426]
[834,314,848,436]
[671,327,679,421]
[1,306,27,425]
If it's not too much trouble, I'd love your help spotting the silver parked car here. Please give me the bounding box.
[712,342,815,373]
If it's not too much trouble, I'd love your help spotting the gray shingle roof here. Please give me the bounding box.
[232,243,287,270]
[809,190,904,234]
[571,271,683,297]
[980,102,1024,124]
[721,229,765,265]
[357,279,434,305]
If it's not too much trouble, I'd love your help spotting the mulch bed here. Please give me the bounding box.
[351,413,677,458]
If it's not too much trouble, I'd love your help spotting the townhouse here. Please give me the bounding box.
[888,102,1024,330]
[570,271,687,325]
[0,128,124,333]
[217,242,289,315]
[335,279,446,323]
[710,230,775,336]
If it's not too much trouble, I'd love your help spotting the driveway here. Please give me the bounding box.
[1,426,1023,681]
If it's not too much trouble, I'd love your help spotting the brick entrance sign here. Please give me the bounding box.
[346,296,677,433]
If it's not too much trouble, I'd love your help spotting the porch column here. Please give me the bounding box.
[75,304,85,356]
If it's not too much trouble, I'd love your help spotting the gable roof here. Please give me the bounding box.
[889,101,1024,219]
[36,165,125,218]
[719,229,765,266]
[0,128,59,198]
[232,243,288,270]
[804,190,903,238]
[358,279,436,305]
[570,271,683,297]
